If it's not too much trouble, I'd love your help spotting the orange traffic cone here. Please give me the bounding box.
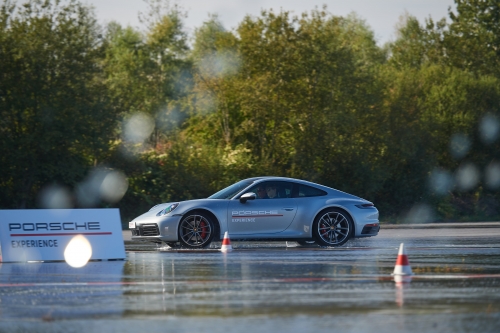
[392,243,413,276]
[220,231,233,252]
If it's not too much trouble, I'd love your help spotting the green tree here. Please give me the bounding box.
[446,0,500,77]
[233,10,387,191]
[385,1,500,220]
[189,15,241,147]
[103,0,191,149]
[0,0,115,208]
[389,1,500,77]
[389,14,447,69]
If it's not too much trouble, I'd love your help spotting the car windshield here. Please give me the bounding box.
[208,180,255,199]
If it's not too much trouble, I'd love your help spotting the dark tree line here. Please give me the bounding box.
[1,0,499,224]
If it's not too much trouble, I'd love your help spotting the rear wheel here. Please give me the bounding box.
[312,209,353,247]
[178,212,215,248]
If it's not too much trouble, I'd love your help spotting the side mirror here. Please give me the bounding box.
[239,192,256,203]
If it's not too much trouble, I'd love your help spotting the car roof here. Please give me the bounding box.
[244,176,364,200]
[242,176,334,191]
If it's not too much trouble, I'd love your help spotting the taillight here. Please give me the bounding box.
[355,203,374,209]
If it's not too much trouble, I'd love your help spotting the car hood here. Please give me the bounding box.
[132,198,228,222]
[132,202,175,221]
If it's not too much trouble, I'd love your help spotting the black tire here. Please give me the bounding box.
[312,208,353,247]
[178,212,215,248]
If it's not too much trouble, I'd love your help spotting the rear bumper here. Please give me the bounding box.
[360,223,380,236]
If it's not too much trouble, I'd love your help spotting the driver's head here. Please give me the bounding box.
[256,186,267,198]
[266,185,277,198]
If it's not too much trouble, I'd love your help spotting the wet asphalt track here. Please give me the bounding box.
[1,223,500,333]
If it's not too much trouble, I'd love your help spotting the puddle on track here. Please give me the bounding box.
[1,230,500,332]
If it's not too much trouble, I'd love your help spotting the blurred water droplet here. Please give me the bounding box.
[479,114,499,144]
[455,163,480,191]
[123,113,154,143]
[449,133,471,159]
[156,106,183,133]
[195,91,216,114]
[404,204,434,224]
[199,50,241,79]
[429,168,454,195]
[76,168,128,207]
[38,185,73,209]
[75,170,104,207]
[100,171,128,203]
[485,161,500,189]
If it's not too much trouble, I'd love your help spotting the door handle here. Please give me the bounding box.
[283,208,294,211]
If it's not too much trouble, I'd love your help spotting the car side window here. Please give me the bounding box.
[293,184,327,198]
[248,181,294,199]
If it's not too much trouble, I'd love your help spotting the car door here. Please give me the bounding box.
[227,181,297,235]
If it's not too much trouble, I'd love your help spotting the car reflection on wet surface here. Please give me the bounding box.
[1,226,500,332]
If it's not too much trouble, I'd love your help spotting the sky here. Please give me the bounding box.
[84,0,456,45]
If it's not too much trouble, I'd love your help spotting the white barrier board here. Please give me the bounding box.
[0,209,125,262]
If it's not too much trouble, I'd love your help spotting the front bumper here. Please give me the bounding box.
[131,223,160,237]
[129,215,182,242]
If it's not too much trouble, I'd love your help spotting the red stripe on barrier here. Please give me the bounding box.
[10,232,112,237]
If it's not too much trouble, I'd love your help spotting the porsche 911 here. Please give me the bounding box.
[128,177,379,248]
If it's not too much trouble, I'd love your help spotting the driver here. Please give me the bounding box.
[256,186,268,199]
[266,185,278,199]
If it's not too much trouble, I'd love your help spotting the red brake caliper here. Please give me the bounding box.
[200,221,207,239]
[321,223,328,237]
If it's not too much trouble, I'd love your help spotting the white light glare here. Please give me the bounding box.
[64,235,92,268]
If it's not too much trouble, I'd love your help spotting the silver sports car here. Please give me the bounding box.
[129,177,380,248]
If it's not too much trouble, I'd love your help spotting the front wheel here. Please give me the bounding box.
[178,213,215,248]
[312,209,353,247]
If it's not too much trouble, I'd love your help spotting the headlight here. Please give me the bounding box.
[156,203,179,216]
